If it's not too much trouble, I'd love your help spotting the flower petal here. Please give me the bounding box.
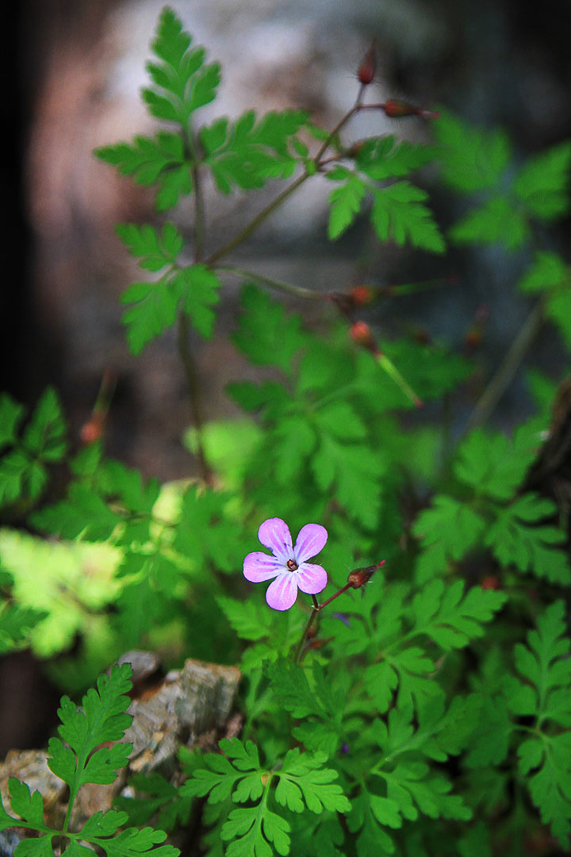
[243,552,283,583]
[296,562,328,595]
[266,572,299,611]
[258,518,293,563]
[294,523,328,563]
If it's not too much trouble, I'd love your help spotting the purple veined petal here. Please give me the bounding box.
[258,518,293,563]
[265,572,299,611]
[295,562,328,595]
[243,552,283,583]
[294,523,328,563]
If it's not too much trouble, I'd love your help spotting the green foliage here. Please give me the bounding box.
[3,8,571,857]
[200,110,308,192]
[0,388,66,509]
[435,108,571,250]
[325,139,445,251]
[0,665,179,857]
[413,420,570,584]
[181,737,349,856]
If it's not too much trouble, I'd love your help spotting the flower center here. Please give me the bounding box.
[286,559,298,571]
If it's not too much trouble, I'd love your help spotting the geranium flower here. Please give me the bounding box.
[243,518,328,611]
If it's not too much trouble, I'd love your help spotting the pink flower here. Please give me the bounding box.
[243,518,328,611]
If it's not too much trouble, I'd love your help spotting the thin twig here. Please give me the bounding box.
[216,265,325,301]
[466,297,546,432]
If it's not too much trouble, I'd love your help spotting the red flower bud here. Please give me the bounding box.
[357,42,376,85]
[347,560,385,589]
[350,321,377,353]
[350,285,374,306]
[80,413,105,444]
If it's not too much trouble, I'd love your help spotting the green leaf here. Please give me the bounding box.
[384,762,471,822]
[116,223,183,271]
[120,278,181,355]
[80,809,126,839]
[173,485,243,572]
[518,251,569,294]
[120,264,220,354]
[355,135,436,181]
[0,388,67,507]
[518,733,571,847]
[486,494,570,584]
[518,252,571,349]
[5,778,46,827]
[514,141,571,221]
[412,495,486,581]
[47,663,133,790]
[217,596,274,642]
[200,110,307,193]
[95,133,192,211]
[179,264,221,338]
[87,825,179,857]
[0,393,25,450]
[0,602,46,655]
[143,8,221,125]
[454,424,541,501]
[22,387,67,461]
[371,182,445,253]
[412,578,507,650]
[513,600,571,723]
[327,172,367,239]
[267,660,325,719]
[222,805,290,857]
[275,749,351,814]
[310,439,385,529]
[232,284,307,374]
[31,482,121,541]
[450,196,529,250]
[434,109,511,192]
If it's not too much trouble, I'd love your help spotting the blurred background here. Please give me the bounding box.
[2,0,571,750]
[8,0,571,481]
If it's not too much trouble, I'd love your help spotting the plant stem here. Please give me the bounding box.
[192,163,206,262]
[294,606,320,664]
[466,297,546,431]
[206,91,370,268]
[177,311,212,484]
[293,582,357,662]
[206,172,311,265]
[216,265,324,301]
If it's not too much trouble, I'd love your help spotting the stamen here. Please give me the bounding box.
[286,559,298,571]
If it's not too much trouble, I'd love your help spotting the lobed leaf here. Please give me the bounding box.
[514,141,571,221]
[434,109,511,192]
[370,182,445,253]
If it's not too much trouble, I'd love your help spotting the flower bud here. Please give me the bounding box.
[357,42,376,85]
[350,321,377,353]
[347,560,385,588]
[350,285,374,306]
[80,413,105,444]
